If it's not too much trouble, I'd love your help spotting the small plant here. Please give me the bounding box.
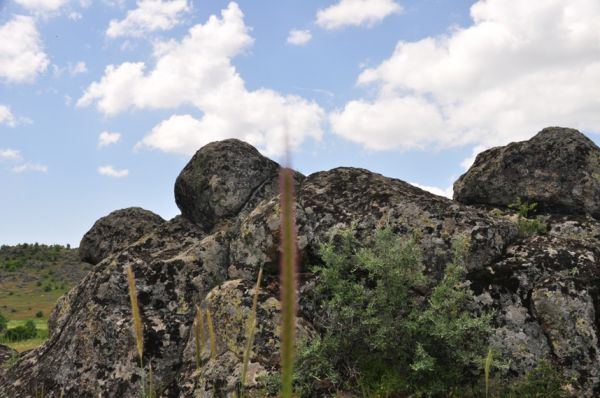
[279,166,299,398]
[206,308,217,360]
[509,198,547,238]
[126,264,156,398]
[0,311,7,333]
[508,360,565,398]
[508,198,537,218]
[485,349,493,398]
[35,310,44,318]
[193,305,205,370]
[240,267,264,397]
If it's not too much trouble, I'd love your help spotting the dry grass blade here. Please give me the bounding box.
[194,305,205,370]
[485,348,493,398]
[279,166,298,398]
[127,264,144,366]
[206,308,217,360]
[240,267,264,397]
[148,363,156,398]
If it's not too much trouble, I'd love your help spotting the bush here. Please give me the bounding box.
[0,312,7,333]
[504,361,565,398]
[509,198,547,238]
[295,229,491,397]
[3,320,37,342]
[35,310,44,318]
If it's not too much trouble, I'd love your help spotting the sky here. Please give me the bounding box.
[1,0,600,246]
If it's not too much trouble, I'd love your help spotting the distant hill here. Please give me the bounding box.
[0,244,92,321]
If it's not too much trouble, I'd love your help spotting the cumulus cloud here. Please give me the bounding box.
[0,105,17,127]
[0,149,21,160]
[12,162,48,173]
[409,182,453,199]
[98,165,129,177]
[70,61,87,75]
[0,16,49,83]
[316,0,402,30]
[80,2,325,156]
[106,0,190,38]
[14,0,69,13]
[98,131,121,147]
[331,0,600,155]
[287,29,312,45]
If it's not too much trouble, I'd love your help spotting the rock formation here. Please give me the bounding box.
[1,127,599,397]
[454,126,600,217]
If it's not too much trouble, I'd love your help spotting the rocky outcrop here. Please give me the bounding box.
[454,127,600,218]
[79,207,165,265]
[2,130,600,397]
[174,139,283,231]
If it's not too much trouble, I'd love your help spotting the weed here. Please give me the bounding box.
[240,267,264,397]
[279,166,298,398]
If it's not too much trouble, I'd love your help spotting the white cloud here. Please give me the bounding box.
[0,149,21,160]
[0,105,17,127]
[70,61,87,75]
[409,182,453,199]
[80,2,325,156]
[106,0,190,38]
[287,29,312,45]
[98,131,121,147]
[12,162,48,173]
[68,11,83,20]
[316,0,402,30]
[14,0,69,13]
[0,16,49,83]
[332,0,600,153]
[98,165,129,177]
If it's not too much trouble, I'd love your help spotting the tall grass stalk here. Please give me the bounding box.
[240,267,264,397]
[206,308,217,360]
[127,265,144,367]
[485,348,493,398]
[279,166,298,398]
[194,305,205,370]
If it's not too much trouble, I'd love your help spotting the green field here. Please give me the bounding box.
[0,244,91,352]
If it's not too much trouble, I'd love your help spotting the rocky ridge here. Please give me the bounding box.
[1,129,599,397]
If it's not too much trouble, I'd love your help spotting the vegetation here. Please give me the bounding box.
[0,243,90,352]
[508,198,548,238]
[293,229,492,397]
[0,311,7,333]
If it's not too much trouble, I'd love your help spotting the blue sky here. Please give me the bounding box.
[1,0,600,246]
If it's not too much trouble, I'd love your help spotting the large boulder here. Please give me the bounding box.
[3,136,600,397]
[174,139,282,230]
[469,215,600,396]
[79,207,165,265]
[454,127,600,217]
[230,167,517,281]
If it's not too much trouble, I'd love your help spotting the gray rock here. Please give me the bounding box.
[177,278,314,397]
[4,135,600,397]
[79,207,165,265]
[174,139,282,230]
[454,127,600,217]
[469,223,600,396]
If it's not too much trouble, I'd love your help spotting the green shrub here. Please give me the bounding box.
[295,229,491,397]
[503,361,565,398]
[508,198,548,238]
[35,310,44,318]
[0,311,7,333]
[3,320,37,342]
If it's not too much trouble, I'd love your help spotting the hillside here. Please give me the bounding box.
[0,244,91,338]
